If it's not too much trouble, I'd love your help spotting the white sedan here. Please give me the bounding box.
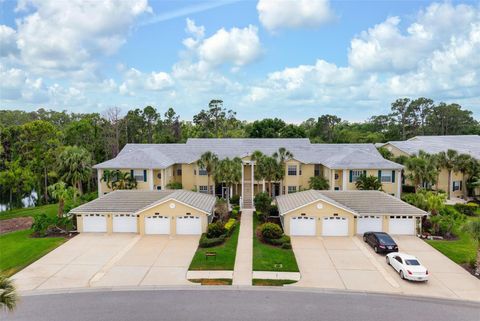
[386,252,429,282]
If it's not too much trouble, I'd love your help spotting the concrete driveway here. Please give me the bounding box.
[291,236,480,302]
[12,233,200,291]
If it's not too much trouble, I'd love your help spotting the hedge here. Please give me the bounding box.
[199,233,226,248]
[454,203,479,216]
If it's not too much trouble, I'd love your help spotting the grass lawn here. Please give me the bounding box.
[252,279,297,286]
[0,229,66,276]
[425,218,477,265]
[253,215,299,272]
[0,204,58,221]
[189,222,240,270]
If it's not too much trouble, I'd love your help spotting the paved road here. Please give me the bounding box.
[3,289,479,321]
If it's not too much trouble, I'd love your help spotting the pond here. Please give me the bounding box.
[0,190,38,212]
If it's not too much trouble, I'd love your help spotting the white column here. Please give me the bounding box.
[342,169,348,191]
[251,162,254,201]
[330,170,335,190]
[97,169,103,195]
[241,162,244,199]
[161,169,165,190]
[262,179,266,192]
[396,170,401,198]
[149,169,154,190]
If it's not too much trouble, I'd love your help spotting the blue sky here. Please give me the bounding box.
[1,0,479,122]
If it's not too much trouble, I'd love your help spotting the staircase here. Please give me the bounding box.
[243,181,253,209]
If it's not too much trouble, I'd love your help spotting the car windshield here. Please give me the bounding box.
[405,259,420,266]
[376,234,394,244]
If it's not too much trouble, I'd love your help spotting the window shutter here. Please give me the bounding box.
[392,170,395,183]
[143,170,147,182]
[349,170,353,183]
[363,170,367,176]
[130,169,134,178]
[378,170,382,181]
[460,181,462,191]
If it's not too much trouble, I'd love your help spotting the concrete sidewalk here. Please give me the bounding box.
[232,209,253,285]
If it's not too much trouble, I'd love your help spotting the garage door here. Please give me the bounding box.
[83,214,107,232]
[389,216,415,235]
[290,216,316,236]
[176,216,202,235]
[145,215,170,235]
[322,217,348,236]
[113,214,137,233]
[357,216,382,234]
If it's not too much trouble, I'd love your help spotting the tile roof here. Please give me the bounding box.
[94,138,402,170]
[384,135,480,159]
[276,190,427,216]
[69,190,216,215]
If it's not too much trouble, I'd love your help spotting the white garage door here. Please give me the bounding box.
[322,217,349,236]
[113,214,137,233]
[290,216,316,236]
[145,215,170,235]
[389,216,415,235]
[357,216,382,234]
[176,216,202,235]
[83,214,107,232]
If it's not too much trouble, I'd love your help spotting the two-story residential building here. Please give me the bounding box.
[380,135,480,199]
[94,138,403,208]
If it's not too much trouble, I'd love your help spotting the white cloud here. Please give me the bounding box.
[257,0,335,31]
[0,25,18,57]
[13,0,151,78]
[119,68,174,95]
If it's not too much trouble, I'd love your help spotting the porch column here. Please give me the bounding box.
[262,179,265,192]
[342,169,348,191]
[330,170,335,190]
[396,170,401,198]
[251,162,254,201]
[149,169,154,190]
[97,169,103,195]
[161,169,166,190]
[241,162,244,201]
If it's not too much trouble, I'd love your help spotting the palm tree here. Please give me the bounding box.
[405,151,438,192]
[57,146,92,197]
[425,192,446,216]
[463,219,480,276]
[0,274,18,312]
[101,169,115,189]
[251,150,267,193]
[273,148,293,195]
[355,174,382,190]
[111,171,137,190]
[309,176,329,190]
[48,181,76,218]
[197,151,218,195]
[454,154,476,199]
[214,157,242,207]
[263,156,279,197]
[437,149,459,199]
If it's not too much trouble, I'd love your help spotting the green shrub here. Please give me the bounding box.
[31,214,52,237]
[230,209,239,219]
[454,203,479,216]
[230,195,240,205]
[255,210,265,222]
[166,182,183,189]
[215,198,229,222]
[199,233,226,248]
[263,235,290,246]
[224,219,236,235]
[281,242,292,249]
[258,222,283,239]
[254,192,272,214]
[207,221,226,238]
[269,204,279,216]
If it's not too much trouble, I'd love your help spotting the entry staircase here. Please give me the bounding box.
[243,181,253,209]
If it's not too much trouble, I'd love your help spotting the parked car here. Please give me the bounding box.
[363,232,398,253]
[386,252,429,282]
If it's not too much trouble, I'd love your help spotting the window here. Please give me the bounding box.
[351,170,364,182]
[157,172,162,179]
[176,168,182,176]
[288,165,297,176]
[453,181,462,191]
[133,169,144,181]
[199,185,208,193]
[199,167,208,176]
[380,171,392,183]
[314,164,321,177]
[288,186,297,193]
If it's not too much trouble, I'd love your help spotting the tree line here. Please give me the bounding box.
[0,97,478,208]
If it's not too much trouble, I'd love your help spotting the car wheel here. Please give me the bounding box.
[400,271,404,280]
[374,246,378,253]
[386,256,390,265]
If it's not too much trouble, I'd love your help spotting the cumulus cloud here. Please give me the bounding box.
[119,68,174,96]
[0,25,18,57]
[257,0,335,31]
[13,0,151,78]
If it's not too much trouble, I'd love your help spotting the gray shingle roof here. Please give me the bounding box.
[69,190,216,215]
[384,135,480,159]
[94,138,402,170]
[276,190,426,216]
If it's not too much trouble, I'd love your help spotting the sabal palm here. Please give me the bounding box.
[197,151,218,195]
[101,169,115,189]
[215,157,241,205]
[355,174,382,190]
[437,149,459,199]
[58,146,92,195]
[111,171,137,190]
[48,181,76,217]
[0,274,18,312]
[406,150,438,191]
[273,148,293,195]
[454,154,475,198]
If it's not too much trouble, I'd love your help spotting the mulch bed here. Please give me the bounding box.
[0,217,33,234]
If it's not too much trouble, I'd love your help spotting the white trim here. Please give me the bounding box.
[149,169,154,191]
[279,198,358,217]
[342,169,348,191]
[134,197,212,216]
[396,170,401,198]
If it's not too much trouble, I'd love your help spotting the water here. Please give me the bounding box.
[0,190,37,212]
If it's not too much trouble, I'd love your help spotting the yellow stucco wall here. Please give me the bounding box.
[282,201,356,236]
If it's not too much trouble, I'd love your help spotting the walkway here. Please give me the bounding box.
[232,209,253,285]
